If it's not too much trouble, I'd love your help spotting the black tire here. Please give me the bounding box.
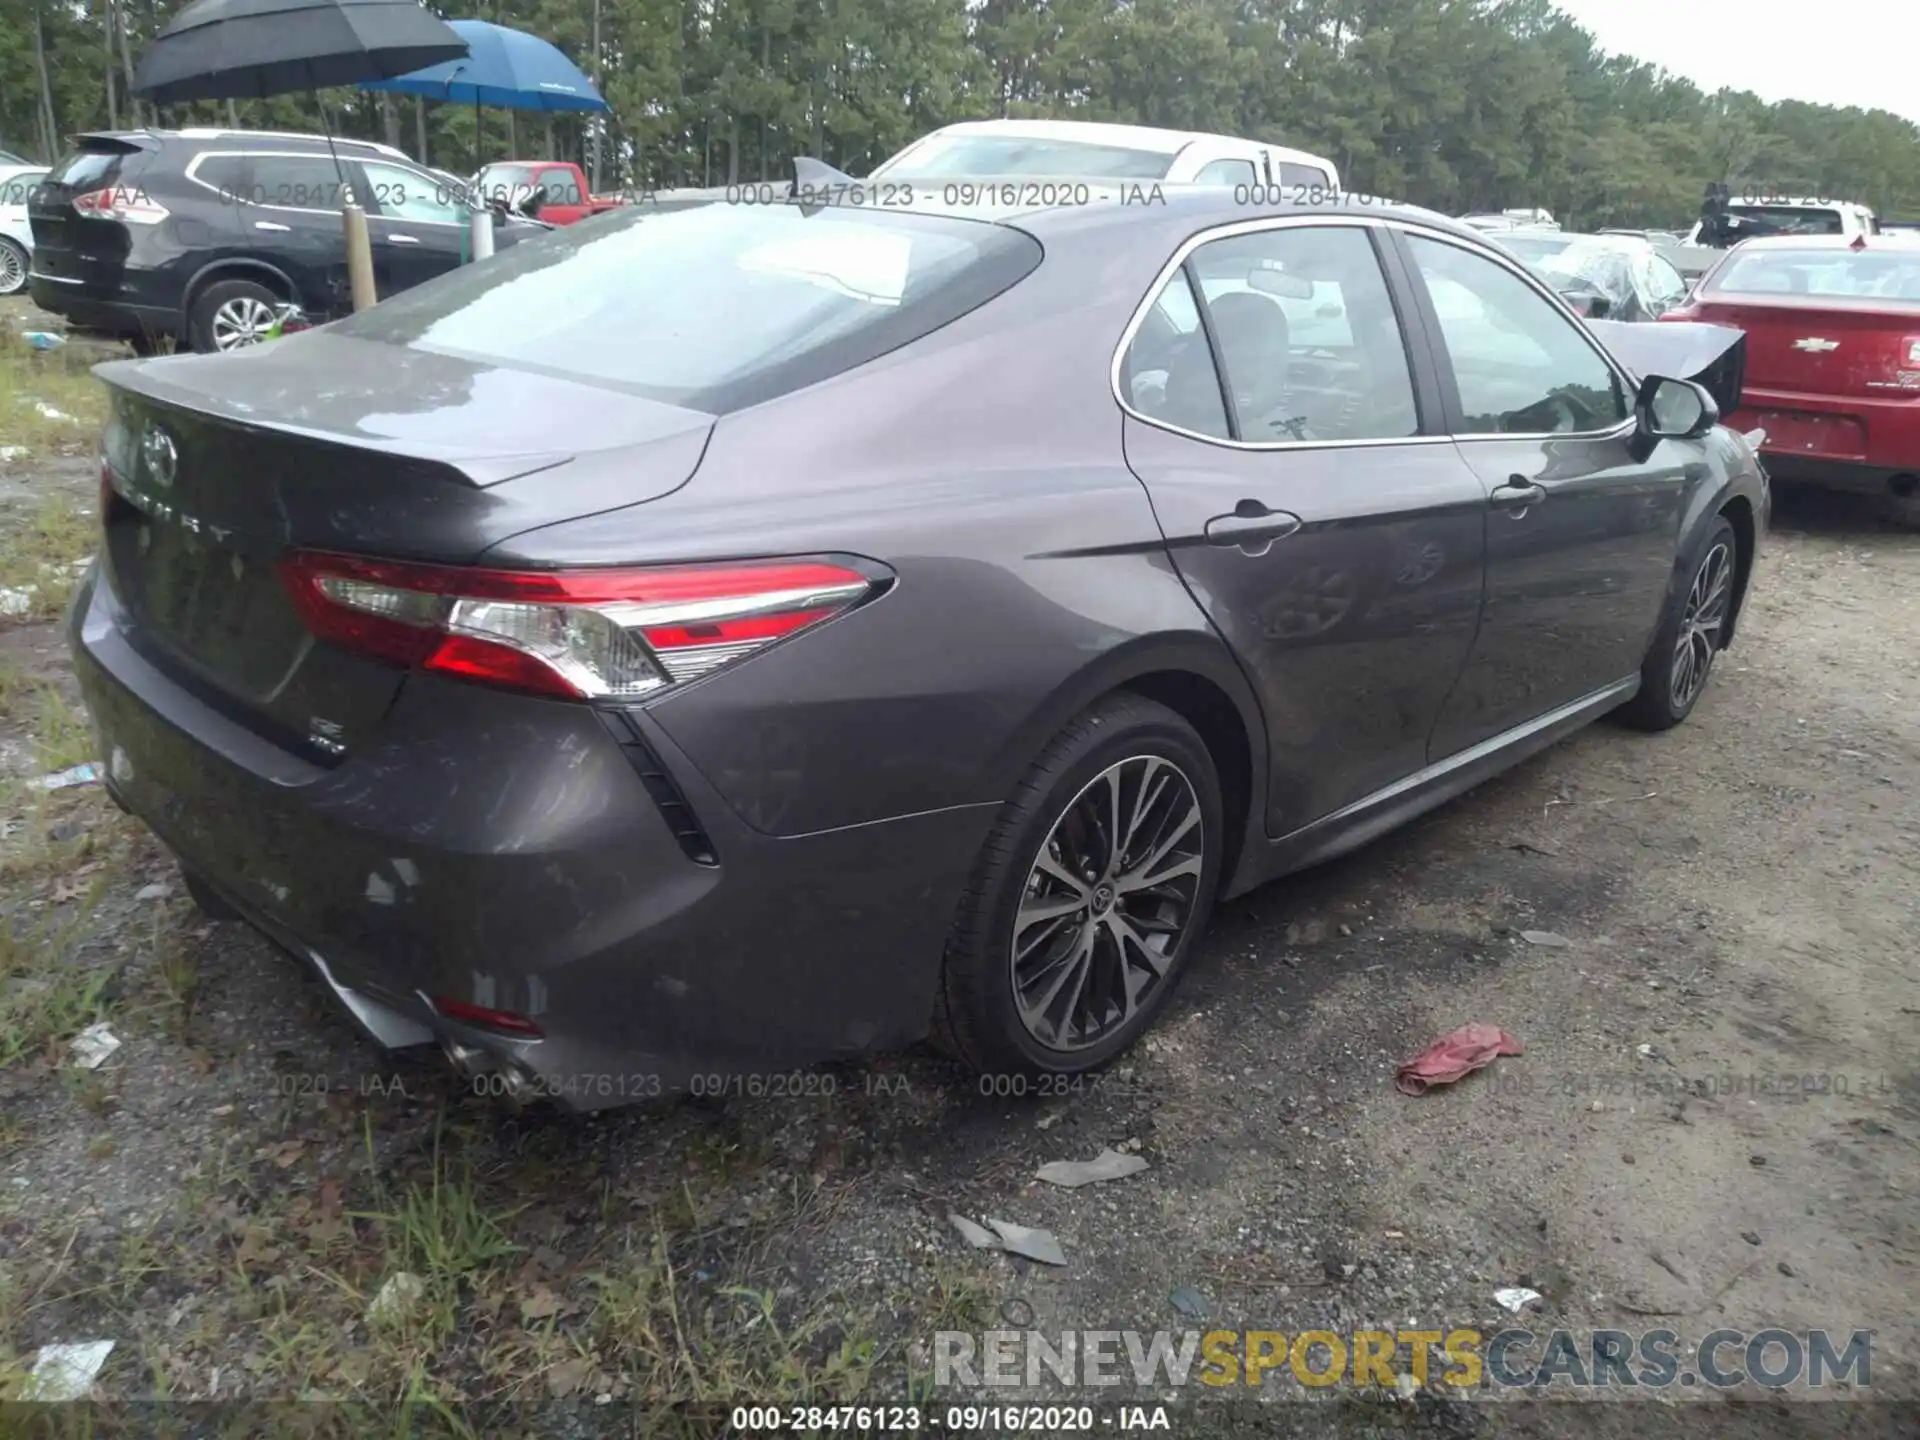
[187,277,281,353]
[1615,515,1737,732]
[182,870,240,921]
[933,692,1223,1077]
[0,237,28,297]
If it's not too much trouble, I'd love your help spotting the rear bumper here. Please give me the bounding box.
[1729,387,1920,478]
[1749,452,1913,496]
[27,273,177,339]
[69,563,990,1109]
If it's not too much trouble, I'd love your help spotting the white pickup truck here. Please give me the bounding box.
[1689,195,1878,246]
[872,119,1341,193]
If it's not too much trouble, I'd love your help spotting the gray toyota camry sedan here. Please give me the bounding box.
[68,183,1769,1108]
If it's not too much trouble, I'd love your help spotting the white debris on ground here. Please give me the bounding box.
[32,763,101,791]
[1035,1147,1149,1188]
[22,1340,115,1400]
[366,1272,427,1327]
[68,1023,121,1070]
[1493,1286,1544,1313]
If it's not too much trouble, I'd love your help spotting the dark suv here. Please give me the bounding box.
[28,128,538,352]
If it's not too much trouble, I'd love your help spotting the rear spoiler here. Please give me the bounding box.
[1588,319,1746,418]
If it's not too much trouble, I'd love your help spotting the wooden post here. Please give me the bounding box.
[343,205,377,310]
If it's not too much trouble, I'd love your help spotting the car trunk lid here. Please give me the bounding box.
[1685,300,1920,399]
[96,330,715,759]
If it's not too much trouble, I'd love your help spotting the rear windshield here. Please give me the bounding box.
[331,201,1044,412]
[45,146,133,191]
[883,135,1173,180]
[1501,234,1575,264]
[1724,206,1847,237]
[472,163,544,205]
[1710,248,1920,301]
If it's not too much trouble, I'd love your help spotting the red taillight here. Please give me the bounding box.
[72,185,170,225]
[277,551,882,700]
[430,996,543,1037]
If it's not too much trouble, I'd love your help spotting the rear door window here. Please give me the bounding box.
[1122,224,1419,444]
[248,154,352,212]
[332,201,1043,412]
[1190,225,1418,443]
[187,154,249,205]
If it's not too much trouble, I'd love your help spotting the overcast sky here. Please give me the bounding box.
[1553,0,1920,126]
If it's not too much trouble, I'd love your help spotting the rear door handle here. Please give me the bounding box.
[1490,478,1546,509]
[388,233,421,245]
[253,221,291,232]
[1204,503,1303,555]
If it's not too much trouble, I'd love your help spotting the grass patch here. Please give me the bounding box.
[0,905,113,1068]
[585,1224,884,1404]
[0,328,108,461]
[0,493,96,624]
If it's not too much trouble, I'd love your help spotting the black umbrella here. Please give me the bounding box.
[132,0,469,315]
[132,0,467,104]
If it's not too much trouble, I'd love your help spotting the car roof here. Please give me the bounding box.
[76,127,413,161]
[768,182,1480,246]
[918,119,1258,156]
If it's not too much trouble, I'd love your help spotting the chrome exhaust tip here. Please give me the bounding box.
[442,1039,492,1080]
[496,1064,535,1104]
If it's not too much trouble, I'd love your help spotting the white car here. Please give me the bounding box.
[0,162,47,296]
[872,119,1341,193]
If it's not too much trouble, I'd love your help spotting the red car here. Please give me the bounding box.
[469,161,625,225]
[1662,234,1920,526]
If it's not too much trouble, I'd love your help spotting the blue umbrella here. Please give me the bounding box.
[360,18,605,111]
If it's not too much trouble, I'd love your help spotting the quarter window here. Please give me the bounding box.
[1405,234,1627,435]
[1120,270,1231,440]
[1275,162,1334,191]
[1194,158,1258,187]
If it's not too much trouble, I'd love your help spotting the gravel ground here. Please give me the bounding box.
[1,326,1916,1433]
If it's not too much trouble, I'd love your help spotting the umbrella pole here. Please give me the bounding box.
[318,96,377,313]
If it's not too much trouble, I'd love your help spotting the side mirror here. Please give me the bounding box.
[1629,375,1718,460]
[516,185,547,218]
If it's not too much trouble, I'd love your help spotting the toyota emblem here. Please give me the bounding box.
[141,423,177,488]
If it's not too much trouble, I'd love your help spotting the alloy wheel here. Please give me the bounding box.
[1670,539,1732,712]
[1010,754,1204,1051]
[0,242,24,295]
[211,296,277,350]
